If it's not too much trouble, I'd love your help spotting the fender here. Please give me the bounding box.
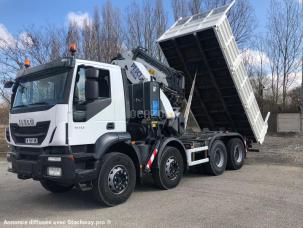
[129,144,143,167]
[93,132,131,160]
[208,132,246,155]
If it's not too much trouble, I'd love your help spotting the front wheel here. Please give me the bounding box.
[92,152,136,207]
[40,180,74,193]
[153,146,184,190]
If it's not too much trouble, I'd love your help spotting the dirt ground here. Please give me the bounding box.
[0,134,302,228]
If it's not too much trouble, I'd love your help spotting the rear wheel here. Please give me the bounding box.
[92,152,136,207]
[153,146,184,190]
[227,138,245,170]
[204,140,227,176]
[40,180,74,193]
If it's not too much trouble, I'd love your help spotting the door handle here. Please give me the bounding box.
[106,122,115,130]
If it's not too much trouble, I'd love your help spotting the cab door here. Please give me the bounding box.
[68,63,124,146]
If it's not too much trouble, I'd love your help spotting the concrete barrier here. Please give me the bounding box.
[277,113,303,133]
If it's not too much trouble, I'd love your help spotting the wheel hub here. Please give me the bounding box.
[165,156,180,180]
[234,145,243,163]
[108,165,129,194]
[214,149,224,168]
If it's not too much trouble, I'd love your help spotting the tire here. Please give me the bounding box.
[92,152,136,207]
[40,180,74,193]
[226,138,245,170]
[153,146,184,190]
[204,140,227,176]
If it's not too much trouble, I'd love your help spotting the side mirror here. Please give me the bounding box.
[4,80,14,89]
[85,68,99,101]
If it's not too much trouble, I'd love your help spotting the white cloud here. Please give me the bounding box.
[0,23,15,48]
[297,0,302,4]
[67,12,91,29]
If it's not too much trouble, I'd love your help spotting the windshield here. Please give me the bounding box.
[12,70,69,109]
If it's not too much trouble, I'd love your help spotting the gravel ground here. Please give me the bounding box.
[0,135,302,228]
[247,134,303,167]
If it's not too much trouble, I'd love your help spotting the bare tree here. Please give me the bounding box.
[288,86,302,110]
[243,36,271,112]
[203,0,256,47]
[251,37,270,112]
[125,1,144,50]
[82,18,93,60]
[188,0,202,15]
[142,0,157,56]
[125,0,167,59]
[0,25,68,103]
[100,0,123,63]
[171,0,188,20]
[154,0,168,60]
[80,7,99,61]
[266,31,282,104]
[267,0,303,110]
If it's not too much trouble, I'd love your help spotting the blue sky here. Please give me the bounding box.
[0,0,270,37]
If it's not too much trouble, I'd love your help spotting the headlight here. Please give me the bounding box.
[8,161,12,170]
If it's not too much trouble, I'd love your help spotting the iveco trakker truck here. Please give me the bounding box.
[4,2,269,206]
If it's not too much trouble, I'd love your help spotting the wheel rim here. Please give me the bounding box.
[165,156,180,180]
[234,145,243,163]
[214,148,224,168]
[108,165,129,194]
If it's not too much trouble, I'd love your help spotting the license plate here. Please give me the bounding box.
[25,138,38,144]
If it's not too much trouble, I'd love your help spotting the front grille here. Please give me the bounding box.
[10,121,50,145]
[12,146,43,161]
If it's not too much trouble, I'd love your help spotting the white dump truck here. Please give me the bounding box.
[4,2,269,206]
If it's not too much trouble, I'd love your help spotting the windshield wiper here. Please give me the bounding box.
[13,104,28,108]
[29,102,52,106]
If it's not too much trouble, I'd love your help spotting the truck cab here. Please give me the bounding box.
[9,58,126,146]
[6,57,135,198]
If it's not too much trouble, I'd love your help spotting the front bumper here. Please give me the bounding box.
[7,149,98,184]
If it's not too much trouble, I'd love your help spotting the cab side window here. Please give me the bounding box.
[98,69,110,98]
[74,68,86,104]
[73,66,111,122]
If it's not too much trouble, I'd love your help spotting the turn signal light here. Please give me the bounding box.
[24,59,30,68]
[69,43,77,55]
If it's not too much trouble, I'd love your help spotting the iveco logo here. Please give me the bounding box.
[18,119,35,127]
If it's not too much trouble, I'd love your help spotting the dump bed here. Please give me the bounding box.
[158,2,269,143]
